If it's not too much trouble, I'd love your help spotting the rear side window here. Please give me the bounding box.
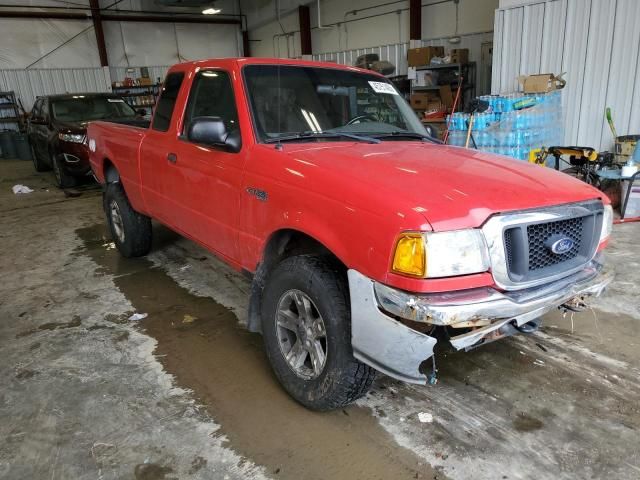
[152,72,185,132]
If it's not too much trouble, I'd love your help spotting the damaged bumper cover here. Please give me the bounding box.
[348,259,613,384]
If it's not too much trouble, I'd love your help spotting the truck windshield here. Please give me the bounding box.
[51,96,136,122]
[243,65,428,143]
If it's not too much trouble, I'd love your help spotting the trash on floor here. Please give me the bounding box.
[182,314,197,324]
[12,184,34,194]
[128,312,148,321]
[418,412,434,423]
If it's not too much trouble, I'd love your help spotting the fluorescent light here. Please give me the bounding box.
[202,7,221,14]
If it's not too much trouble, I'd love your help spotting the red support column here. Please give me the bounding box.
[298,5,312,56]
[89,0,108,67]
[409,0,421,41]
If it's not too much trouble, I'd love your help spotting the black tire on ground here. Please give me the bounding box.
[104,182,152,258]
[51,152,77,188]
[261,255,376,410]
[31,144,49,172]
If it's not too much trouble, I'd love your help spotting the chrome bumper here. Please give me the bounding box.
[348,261,613,384]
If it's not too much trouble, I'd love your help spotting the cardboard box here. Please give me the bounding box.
[437,85,453,107]
[410,93,432,109]
[410,86,453,110]
[450,48,469,64]
[408,46,445,67]
[518,73,566,93]
[138,77,153,86]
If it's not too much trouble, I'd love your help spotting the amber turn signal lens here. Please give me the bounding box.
[392,234,426,277]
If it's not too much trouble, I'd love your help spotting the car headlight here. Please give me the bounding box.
[391,229,490,278]
[600,204,613,243]
[58,133,85,143]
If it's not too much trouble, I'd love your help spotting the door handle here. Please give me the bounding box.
[167,153,177,164]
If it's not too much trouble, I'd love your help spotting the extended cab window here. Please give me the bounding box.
[152,72,185,132]
[182,70,239,135]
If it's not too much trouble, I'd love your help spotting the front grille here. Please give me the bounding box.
[526,217,583,271]
[502,209,600,284]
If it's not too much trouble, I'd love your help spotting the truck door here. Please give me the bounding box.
[170,69,246,261]
[139,72,187,228]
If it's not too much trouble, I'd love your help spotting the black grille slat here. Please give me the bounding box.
[504,228,515,270]
[526,218,583,271]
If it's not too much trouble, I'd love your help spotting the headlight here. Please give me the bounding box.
[600,204,613,243]
[58,133,85,143]
[424,229,490,277]
[391,229,489,278]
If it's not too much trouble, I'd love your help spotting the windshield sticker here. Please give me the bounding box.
[368,81,398,95]
[107,98,125,103]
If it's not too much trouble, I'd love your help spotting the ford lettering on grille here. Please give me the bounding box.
[546,235,575,255]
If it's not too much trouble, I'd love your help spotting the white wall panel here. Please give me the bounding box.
[500,7,524,93]
[599,0,640,146]
[491,9,504,93]
[0,68,111,111]
[519,3,545,75]
[576,0,616,146]
[494,0,640,150]
[539,0,566,73]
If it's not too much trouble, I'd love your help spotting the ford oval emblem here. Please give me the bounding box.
[548,237,574,255]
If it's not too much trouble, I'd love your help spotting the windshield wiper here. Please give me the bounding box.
[265,131,380,144]
[372,131,442,144]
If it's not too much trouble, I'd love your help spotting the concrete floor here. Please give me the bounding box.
[1,158,639,480]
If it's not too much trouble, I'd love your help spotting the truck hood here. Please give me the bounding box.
[282,142,606,231]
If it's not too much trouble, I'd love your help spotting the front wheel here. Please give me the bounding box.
[104,182,152,258]
[51,153,77,188]
[261,255,375,410]
[31,144,48,172]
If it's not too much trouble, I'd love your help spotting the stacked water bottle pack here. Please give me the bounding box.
[446,90,564,161]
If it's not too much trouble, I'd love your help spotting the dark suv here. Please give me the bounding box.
[28,93,149,187]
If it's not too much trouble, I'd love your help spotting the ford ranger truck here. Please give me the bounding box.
[87,58,613,411]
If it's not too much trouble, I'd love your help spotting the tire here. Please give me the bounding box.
[104,182,152,258]
[31,143,48,172]
[51,152,77,188]
[261,255,375,410]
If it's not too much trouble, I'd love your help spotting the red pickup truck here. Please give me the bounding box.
[88,58,613,410]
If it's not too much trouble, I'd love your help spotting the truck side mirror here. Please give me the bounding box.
[186,116,241,153]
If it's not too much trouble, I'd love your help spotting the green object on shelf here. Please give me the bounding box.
[513,97,536,110]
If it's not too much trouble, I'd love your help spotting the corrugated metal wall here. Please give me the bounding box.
[493,0,640,150]
[0,68,111,112]
[0,66,172,111]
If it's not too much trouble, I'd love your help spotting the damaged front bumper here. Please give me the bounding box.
[348,259,613,384]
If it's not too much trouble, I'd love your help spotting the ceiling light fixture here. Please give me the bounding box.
[202,7,221,14]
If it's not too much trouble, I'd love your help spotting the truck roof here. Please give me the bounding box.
[167,57,385,78]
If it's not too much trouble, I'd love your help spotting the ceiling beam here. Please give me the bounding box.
[0,10,241,25]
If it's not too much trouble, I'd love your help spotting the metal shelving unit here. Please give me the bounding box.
[111,84,161,109]
[0,92,23,131]
[411,62,476,111]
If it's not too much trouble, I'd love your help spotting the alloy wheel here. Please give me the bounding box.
[275,289,328,379]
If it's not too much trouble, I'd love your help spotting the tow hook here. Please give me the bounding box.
[561,296,590,312]
[514,317,542,334]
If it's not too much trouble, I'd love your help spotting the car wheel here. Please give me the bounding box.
[31,144,49,172]
[104,182,152,258]
[51,153,77,188]
[261,255,376,410]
